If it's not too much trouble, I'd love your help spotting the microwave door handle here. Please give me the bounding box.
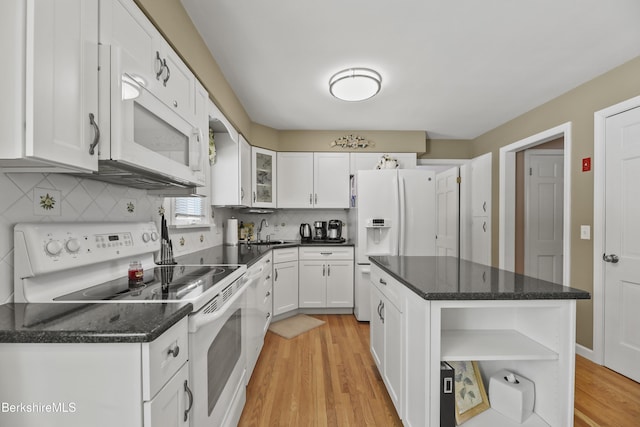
[190,128,203,172]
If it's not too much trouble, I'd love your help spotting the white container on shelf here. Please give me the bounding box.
[489,370,535,424]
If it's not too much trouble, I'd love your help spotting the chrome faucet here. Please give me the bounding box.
[257,218,269,241]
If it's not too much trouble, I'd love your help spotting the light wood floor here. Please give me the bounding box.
[239,314,640,427]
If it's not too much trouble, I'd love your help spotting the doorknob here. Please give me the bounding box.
[603,253,620,263]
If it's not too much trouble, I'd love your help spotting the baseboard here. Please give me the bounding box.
[272,307,354,323]
[576,343,598,364]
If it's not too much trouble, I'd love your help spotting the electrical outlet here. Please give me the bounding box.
[580,225,591,240]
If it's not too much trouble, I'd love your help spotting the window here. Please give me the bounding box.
[172,197,209,226]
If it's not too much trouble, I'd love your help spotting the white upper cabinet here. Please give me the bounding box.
[209,100,250,206]
[470,152,492,217]
[276,152,314,208]
[314,153,350,208]
[0,0,99,172]
[277,152,350,208]
[252,147,277,208]
[193,81,210,197]
[101,0,195,124]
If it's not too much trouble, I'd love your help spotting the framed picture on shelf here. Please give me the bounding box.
[447,360,490,425]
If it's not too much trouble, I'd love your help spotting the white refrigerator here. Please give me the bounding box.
[353,169,437,320]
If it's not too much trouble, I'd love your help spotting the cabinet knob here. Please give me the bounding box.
[266,291,271,297]
[379,278,387,286]
[167,345,180,358]
[266,312,271,319]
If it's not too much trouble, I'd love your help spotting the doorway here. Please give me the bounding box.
[499,123,572,288]
[514,143,565,284]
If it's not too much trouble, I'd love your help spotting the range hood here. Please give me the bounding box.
[73,160,201,196]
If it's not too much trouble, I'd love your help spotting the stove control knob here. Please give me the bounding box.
[142,232,151,243]
[66,238,81,253]
[45,240,63,256]
[150,231,159,242]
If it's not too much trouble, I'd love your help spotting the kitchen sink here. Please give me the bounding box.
[249,240,296,246]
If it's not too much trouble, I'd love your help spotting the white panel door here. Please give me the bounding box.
[524,150,564,284]
[604,106,640,383]
[399,169,436,256]
[435,167,459,257]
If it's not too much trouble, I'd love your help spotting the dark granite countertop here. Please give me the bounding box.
[175,240,354,267]
[0,302,192,343]
[0,240,354,344]
[370,256,591,300]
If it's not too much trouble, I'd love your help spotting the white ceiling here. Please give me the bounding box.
[181,0,640,139]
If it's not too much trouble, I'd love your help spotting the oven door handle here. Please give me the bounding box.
[189,281,249,332]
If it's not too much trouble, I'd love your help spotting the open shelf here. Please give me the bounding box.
[441,329,558,361]
[463,408,550,427]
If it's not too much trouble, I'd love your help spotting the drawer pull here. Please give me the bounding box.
[320,252,332,256]
[167,345,180,358]
[184,380,193,422]
[379,278,387,285]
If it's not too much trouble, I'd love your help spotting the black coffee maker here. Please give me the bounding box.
[327,220,342,240]
[313,221,327,240]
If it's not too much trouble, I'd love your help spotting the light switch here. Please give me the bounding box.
[580,225,591,240]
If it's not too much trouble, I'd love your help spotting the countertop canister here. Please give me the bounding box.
[225,218,239,246]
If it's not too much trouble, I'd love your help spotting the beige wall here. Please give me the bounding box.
[278,130,426,152]
[471,56,640,349]
[419,139,473,159]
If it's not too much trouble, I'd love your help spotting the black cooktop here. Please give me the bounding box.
[55,265,242,302]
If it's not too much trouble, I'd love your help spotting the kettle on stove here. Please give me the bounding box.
[299,223,312,241]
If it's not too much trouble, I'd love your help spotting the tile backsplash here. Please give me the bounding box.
[228,209,349,242]
[0,172,222,304]
[0,170,350,304]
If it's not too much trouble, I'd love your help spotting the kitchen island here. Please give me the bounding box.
[368,256,590,427]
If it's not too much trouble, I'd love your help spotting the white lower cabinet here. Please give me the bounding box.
[244,253,272,382]
[0,317,191,427]
[370,269,403,416]
[143,362,190,427]
[370,263,578,427]
[298,246,354,308]
[272,248,299,316]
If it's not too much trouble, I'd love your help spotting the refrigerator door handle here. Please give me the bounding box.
[398,174,406,256]
[392,173,400,256]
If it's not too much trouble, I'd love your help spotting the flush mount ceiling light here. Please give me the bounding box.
[329,68,382,101]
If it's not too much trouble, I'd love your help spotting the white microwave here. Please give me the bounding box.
[89,45,205,190]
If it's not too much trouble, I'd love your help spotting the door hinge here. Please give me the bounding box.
[456,176,461,184]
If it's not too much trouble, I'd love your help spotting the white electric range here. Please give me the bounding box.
[14,221,249,427]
